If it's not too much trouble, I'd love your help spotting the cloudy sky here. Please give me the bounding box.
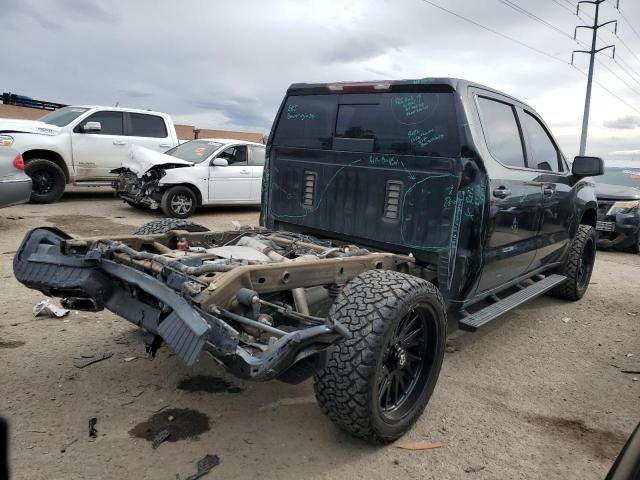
[2,0,640,163]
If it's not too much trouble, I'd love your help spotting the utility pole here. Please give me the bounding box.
[571,0,617,156]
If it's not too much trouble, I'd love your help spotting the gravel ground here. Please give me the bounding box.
[0,189,638,480]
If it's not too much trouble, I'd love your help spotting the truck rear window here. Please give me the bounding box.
[273,92,459,157]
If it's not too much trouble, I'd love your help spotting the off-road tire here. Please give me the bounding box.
[160,186,197,219]
[25,158,66,204]
[550,224,597,301]
[314,270,447,443]
[133,219,209,235]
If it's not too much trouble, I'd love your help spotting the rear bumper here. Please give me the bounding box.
[0,176,31,208]
[13,227,343,381]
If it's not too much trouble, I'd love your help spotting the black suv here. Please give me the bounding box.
[14,78,604,444]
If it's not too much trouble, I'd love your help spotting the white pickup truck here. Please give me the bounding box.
[0,106,180,203]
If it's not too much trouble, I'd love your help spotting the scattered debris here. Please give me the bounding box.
[152,429,171,449]
[445,342,459,353]
[124,357,137,362]
[168,415,175,422]
[464,465,486,473]
[626,311,638,317]
[129,408,210,443]
[184,454,220,480]
[33,298,69,318]
[177,375,243,394]
[258,395,316,411]
[562,317,571,323]
[626,353,634,358]
[74,352,113,368]
[88,417,98,439]
[395,441,442,451]
[0,339,25,349]
[60,437,78,453]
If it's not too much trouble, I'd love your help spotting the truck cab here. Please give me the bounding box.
[262,78,603,316]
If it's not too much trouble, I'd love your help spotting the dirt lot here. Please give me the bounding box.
[0,189,638,480]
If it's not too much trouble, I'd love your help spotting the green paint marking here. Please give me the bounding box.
[408,128,445,148]
[394,94,429,117]
[400,160,416,180]
[286,104,316,121]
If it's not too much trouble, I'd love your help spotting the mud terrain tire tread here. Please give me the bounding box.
[133,219,209,235]
[314,269,446,444]
[550,224,596,301]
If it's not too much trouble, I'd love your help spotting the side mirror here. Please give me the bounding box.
[82,121,101,133]
[572,156,604,177]
[212,158,228,167]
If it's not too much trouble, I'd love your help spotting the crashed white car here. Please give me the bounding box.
[112,139,265,218]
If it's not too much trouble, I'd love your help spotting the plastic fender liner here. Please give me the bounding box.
[99,260,213,366]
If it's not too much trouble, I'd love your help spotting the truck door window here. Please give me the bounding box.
[522,112,561,172]
[128,113,168,138]
[78,111,124,135]
[477,97,525,168]
[248,146,266,166]
[218,146,248,166]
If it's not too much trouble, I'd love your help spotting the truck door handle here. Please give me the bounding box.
[493,187,511,199]
[112,140,127,146]
[159,143,171,148]
[543,186,555,197]
[240,170,250,174]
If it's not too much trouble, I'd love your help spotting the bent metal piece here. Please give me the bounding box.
[13,226,411,377]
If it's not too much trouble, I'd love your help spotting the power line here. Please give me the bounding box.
[497,0,573,39]
[417,0,569,64]
[550,0,576,15]
[596,58,640,99]
[617,56,640,85]
[618,7,640,43]
[572,65,640,114]
[415,0,640,115]
[615,32,640,67]
[614,58,640,91]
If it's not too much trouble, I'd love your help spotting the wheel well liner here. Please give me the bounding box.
[580,208,596,228]
[162,183,202,206]
[23,150,70,183]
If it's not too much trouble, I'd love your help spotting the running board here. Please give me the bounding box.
[459,274,567,332]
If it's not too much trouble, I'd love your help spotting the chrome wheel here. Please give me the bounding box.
[170,193,193,216]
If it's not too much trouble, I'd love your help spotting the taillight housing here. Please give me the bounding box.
[13,154,25,170]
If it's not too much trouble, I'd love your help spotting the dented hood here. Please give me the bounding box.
[0,119,61,136]
[121,145,194,177]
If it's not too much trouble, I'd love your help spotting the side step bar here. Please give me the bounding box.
[459,274,567,332]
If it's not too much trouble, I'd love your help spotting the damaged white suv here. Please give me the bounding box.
[112,139,265,218]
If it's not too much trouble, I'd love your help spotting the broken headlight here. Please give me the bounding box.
[607,200,640,215]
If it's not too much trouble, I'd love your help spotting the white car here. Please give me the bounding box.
[112,138,265,218]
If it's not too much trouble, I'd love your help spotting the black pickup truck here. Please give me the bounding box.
[14,78,603,443]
